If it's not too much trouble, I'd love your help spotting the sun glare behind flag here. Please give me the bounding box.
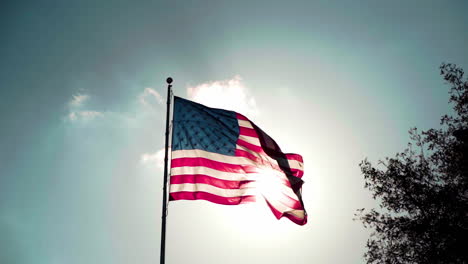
[169,96,307,225]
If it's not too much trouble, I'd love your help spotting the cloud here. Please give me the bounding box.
[140,148,168,171]
[186,75,259,118]
[69,94,89,107]
[67,111,104,121]
[65,93,104,122]
[139,88,163,108]
[65,87,163,124]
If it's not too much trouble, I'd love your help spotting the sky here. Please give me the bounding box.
[1,1,467,263]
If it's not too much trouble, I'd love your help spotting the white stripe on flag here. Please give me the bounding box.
[239,135,261,146]
[172,149,261,166]
[172,149,254,164]
[238,119,253,128]
[171,166,250,181]
[170,183,256,197]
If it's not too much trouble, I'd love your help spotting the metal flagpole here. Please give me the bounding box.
[160,77,173,264]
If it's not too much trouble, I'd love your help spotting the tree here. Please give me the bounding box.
[357,63,468,263]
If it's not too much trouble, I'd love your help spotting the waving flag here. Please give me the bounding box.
[169,96,307,225]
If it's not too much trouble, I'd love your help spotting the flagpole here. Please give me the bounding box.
[160,77,172,264]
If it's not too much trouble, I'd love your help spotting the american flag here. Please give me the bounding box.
[169,96,307,225]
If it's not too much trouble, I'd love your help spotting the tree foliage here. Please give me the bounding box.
[358,63,468,263]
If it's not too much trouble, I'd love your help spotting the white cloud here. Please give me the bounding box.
[69,94,89,107]
[139,88,164,108]
[186,75,259,118]
[67,111,104,121]
[140,148,168,171]
[65,93,105,122]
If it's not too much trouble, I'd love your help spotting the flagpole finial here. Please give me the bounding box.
[166,77,173,84]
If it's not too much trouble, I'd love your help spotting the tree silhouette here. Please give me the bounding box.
[357,63,468,263]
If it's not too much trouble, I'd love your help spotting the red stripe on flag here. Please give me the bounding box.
[279,166,304,178]
[171,157,259,174]
[235,149,261,162]
[239,127,257,137]
[170,191,256,205]
[170,175,252,189]
[268,152,303,164]
[237,139,263,153]
[284,153,303,163]
[236,114,248,121]
[292,169,304,178]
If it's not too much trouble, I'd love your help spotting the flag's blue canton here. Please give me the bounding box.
[172,97,239,156]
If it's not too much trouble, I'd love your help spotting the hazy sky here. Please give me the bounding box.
[1,1,467,263]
